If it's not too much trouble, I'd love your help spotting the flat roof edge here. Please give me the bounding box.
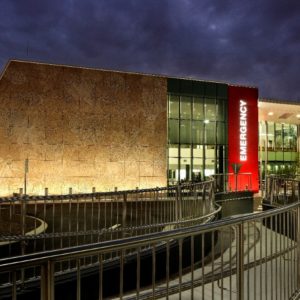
[259,98,300,105]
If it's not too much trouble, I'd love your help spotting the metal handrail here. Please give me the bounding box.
[0,201,297,270]
[0,193,299,299]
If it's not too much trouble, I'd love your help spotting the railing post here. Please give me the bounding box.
[176,183,182,221]
[41,261,54,300]
[270,178,274,204]
[265,176,269,201]
[202,183,206,216]
[283,181,287,204]
[236,223,244,300]
[19,188,26,284]
[292,180,296,201]
[209,182,214,212]
[122,192,127,238]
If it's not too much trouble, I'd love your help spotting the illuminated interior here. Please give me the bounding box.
[167,79,228,184]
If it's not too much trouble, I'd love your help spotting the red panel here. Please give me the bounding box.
[228,86,259,192]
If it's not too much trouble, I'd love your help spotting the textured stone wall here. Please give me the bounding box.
[0,61,167,196]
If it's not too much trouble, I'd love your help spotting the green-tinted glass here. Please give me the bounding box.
[205,121,216,144]
[216,99,225,121]
[180,120,191,144]
[169,119,179,143]
[205,98,216,120]
[192,121,204,144]
[169,95,179,118]
[180,96,192,119]
[217,122,226,144]
[193,97,204,120]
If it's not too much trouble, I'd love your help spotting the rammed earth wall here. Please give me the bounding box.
[0,60,167,196]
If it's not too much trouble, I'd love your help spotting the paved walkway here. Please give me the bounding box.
[122,220,298,300]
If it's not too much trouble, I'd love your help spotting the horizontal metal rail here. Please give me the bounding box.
[0,180,216,258]
[1,198,300,299]
[265,175,300,205]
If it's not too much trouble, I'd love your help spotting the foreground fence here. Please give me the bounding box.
[1,176,300,299]
[0,200,299,299]
[265,175,300,205]
[0,180,216,258]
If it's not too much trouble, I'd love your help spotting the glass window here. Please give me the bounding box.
[180,145,191,158]
[267,122,275,150]
[205,121,216,144]
[180,157,191,181]
[204,158,215,177]
[217,122,226,145]
[192,121,204,144]
[168,145,178,158]
[290,124,297,151]
[169,95,179,119]
[205,145,215,158]
[205,98,216,121]
[192,157,203,181]
[180,120,191,144]
[259,122,267,150]
[169,119,179,144]
[283,124,291,150]
[216,99,225,122]
[180,96,192,119]
[193,145,203,157]
[168,157,179,183]
[193,97,204,120]
[275,123,282,150]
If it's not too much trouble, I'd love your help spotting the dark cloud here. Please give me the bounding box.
[0,0,299,101]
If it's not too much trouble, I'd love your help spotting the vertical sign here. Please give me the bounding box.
[228,86,259,192]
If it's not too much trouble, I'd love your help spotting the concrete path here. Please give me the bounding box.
[121,220,297,299]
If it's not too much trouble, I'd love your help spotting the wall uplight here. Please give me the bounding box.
[268,112,274,116]
[296,114,300,118]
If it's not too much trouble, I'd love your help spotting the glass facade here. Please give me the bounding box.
[259,121,299,178]
[167,79,228,184]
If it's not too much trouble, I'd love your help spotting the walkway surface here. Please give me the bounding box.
[121,219,297,300]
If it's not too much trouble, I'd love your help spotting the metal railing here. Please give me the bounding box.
[265,175,300,205]
[0,180,217,259]
[213,173,253,193]
[0,197,300,299]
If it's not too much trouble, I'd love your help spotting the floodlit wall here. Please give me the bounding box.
[0,61,167,196]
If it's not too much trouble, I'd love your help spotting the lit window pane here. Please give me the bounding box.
[193,145,203,158]
[192,121,204,144]
[169,95,179,118]
[205,98,216,120]
[205,122,216,144]
[180,120,191,144]
[193,97,204,120]
[169,119,179,143]
[180,96,192,119]
[193,157,203,181]
[180,157,191,181]
[217,122,226,144]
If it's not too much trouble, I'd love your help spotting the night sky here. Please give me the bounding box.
[0,0,299,101]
